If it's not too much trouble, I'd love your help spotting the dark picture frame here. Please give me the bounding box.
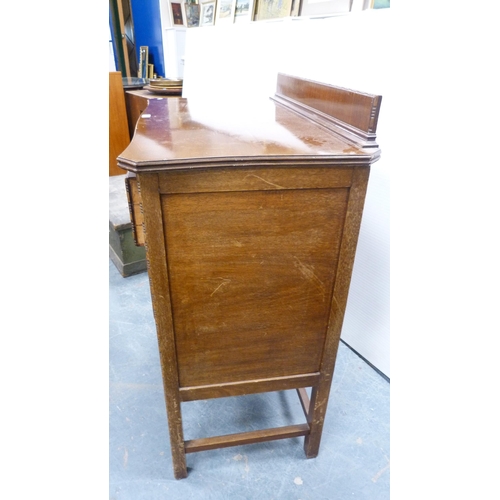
[171,2,185,25]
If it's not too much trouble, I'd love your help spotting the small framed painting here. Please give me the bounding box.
[171,1,185,25]
[186,3,201,26]
[234,0,255,22]
[254,0,292,21]
[215,0,236,25]
[200,1,217,26]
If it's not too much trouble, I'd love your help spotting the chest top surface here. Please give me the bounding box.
[117,74,382,172]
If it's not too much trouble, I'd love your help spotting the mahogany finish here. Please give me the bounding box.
[117,74,382,479]
[124,90,148,140]
[274,73,382,148]
[124,89,172,140]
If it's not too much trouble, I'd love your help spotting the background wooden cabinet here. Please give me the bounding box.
[109,72,130,176]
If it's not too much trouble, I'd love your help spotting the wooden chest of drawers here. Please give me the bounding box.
[117,73,382,479]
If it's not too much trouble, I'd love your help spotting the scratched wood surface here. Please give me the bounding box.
[162,171,349,388]
[139,173,188,479]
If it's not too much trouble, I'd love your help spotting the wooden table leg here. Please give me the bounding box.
[165,394,187,479]
[303,386,327,458]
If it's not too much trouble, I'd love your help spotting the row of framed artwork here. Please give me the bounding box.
[170,0,258,27]
[170,0,355,28]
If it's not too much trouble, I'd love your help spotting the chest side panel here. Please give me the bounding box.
[160,167,352,387]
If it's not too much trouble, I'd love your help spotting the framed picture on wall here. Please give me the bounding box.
[171,1,185,25]
[200,1,217,26]
[186,3,201,26]
[234,0,255,22]
[290,0,301,16]
[215,0,236,25]
[253,0,293,21]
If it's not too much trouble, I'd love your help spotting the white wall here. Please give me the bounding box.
[159,0,187,78]
[163,28,187,78]
[182,9,391,377]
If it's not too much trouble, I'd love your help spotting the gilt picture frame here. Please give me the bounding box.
[253,0,293,21]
